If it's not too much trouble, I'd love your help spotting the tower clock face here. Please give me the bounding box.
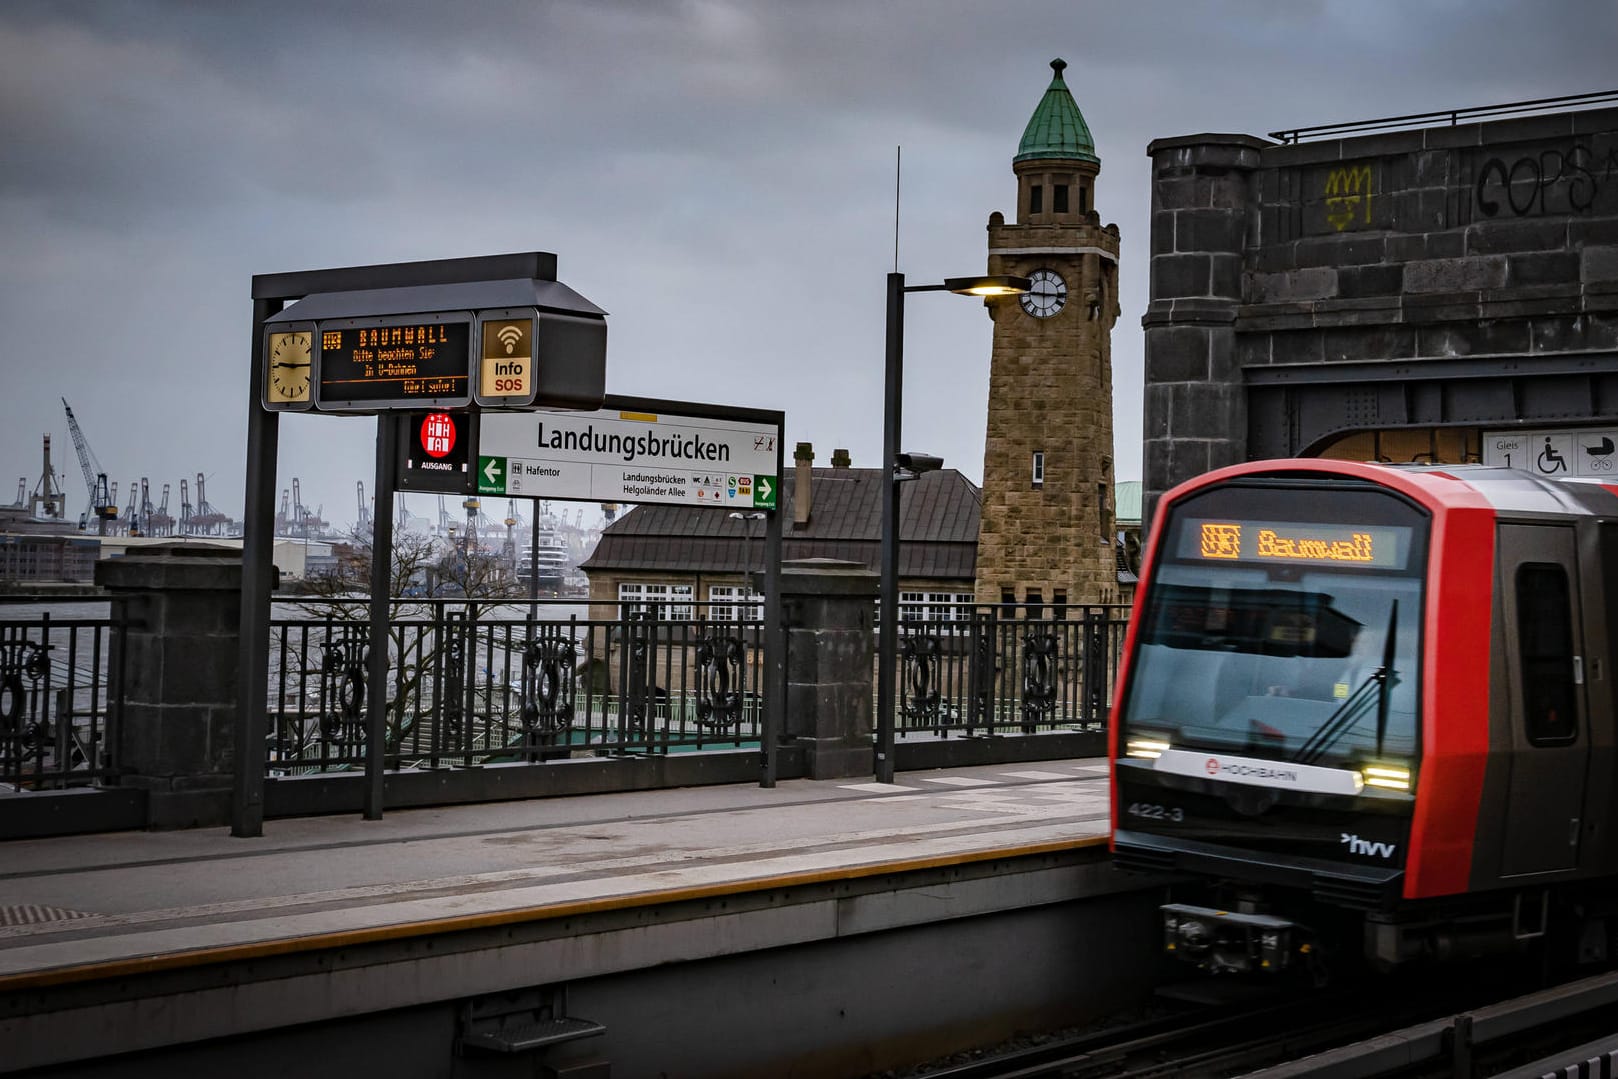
[1020,269,1067,318]
[265,330,312,408]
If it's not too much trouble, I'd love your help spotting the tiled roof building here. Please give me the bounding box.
[582,447,981,616]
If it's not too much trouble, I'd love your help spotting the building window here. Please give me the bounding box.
[1032,451,1045,488]
[618,582,694,621]
[708,584,763,622]
[1029,184,1043,215]
[1053,185,1069,213]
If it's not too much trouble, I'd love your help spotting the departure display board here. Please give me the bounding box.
[315,313,473,410]
[1178,519,1411,570]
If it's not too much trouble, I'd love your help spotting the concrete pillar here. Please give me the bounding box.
[96,545,243,829]
[780,558,877,780]
[1141,133,1270,529]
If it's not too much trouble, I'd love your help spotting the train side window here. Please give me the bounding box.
[1517,562,1577,746]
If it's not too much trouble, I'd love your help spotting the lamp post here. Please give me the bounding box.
[876,272,1029,783]
[728,510,766,614]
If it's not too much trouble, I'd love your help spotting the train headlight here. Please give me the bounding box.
[1360,763,1411,791]
[1126,735,1172,759]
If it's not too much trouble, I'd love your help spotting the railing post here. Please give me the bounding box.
[96,546,243,829]
[780,559,878,780]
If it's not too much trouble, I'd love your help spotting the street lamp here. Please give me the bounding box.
[728,510,767,615]
[876,272,1029,783]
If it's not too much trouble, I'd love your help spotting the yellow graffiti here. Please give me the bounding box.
[1325,164,1373,231]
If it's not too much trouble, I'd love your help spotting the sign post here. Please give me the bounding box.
[479,396,786,787]
[239,253,607,836]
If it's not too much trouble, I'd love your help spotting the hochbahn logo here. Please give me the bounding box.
[1206,757,1300,783]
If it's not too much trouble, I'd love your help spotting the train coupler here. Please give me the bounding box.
[1162,902,1302,974]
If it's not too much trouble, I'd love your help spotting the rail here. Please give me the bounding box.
[1268,89,1618,144]
[0,597,122,792]
[266,598,764,773]
[893,604,1129,739]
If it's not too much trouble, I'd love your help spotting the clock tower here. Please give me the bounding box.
[976,59,1120,609]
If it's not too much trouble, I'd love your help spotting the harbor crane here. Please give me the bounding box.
[179,478,194,533]
[29,434,67,521]
[61,399,117,533]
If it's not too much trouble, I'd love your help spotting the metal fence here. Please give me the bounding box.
[0,594,1129,799]
[0,599,123,792]
[267,599,767,775]
[892,604,1130,739]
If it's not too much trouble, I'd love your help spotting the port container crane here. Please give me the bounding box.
[60,399,117,533]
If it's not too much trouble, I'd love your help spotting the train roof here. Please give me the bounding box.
[1168,459,1618,521]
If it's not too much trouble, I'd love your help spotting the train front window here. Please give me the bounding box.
[1123,484,1426,772]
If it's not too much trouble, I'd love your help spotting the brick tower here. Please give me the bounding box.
[975,58,1120,609]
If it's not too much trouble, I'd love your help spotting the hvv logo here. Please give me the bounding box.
[1341,833,1397,859]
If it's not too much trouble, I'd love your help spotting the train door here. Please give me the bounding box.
[1499,524,1590,877]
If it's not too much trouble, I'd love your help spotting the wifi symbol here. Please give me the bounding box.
[497,325,523,355]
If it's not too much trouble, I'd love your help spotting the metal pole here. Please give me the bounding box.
[876,271,904,783]
[363,416,398,820]
[529,508,539,621]
[762,494,783,788]
[233,298,281,838]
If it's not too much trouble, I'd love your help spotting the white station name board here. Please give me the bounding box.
[478,407,780,509]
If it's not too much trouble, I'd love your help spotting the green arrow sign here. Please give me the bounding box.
[478,455,507,496]
[754,474,776,510]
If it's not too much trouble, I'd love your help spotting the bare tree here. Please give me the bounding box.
[280,527,522,761]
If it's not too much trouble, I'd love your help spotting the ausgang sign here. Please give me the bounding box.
[478,405,780,510]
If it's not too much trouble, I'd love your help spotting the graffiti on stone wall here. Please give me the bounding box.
[1476,143,1618,217]
[1325,165,1373,231]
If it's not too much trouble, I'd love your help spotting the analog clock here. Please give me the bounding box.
[265,330,312,409]
[1020,269,1067,319]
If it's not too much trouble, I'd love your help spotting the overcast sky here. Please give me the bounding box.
[2,0,1613,532]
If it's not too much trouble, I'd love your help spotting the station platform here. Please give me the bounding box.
[1,757,1114,987]
[2,758,1137,1076]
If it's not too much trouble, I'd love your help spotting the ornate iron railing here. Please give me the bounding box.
[267,599,765,774]
[893,605,1130,739]
[0,599,123,792]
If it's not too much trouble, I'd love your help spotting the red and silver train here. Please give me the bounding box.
[1110,458,1618,975]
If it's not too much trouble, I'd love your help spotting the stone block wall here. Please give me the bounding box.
[1143,106,1618,523]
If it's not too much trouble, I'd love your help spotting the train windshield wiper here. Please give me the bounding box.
[1293,600,1399,767]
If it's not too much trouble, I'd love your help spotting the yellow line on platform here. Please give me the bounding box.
[1,836,1106,993]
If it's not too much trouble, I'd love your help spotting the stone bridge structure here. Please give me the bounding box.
[1143,100,1618,520]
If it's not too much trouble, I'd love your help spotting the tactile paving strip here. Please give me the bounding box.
[0,905,94,928]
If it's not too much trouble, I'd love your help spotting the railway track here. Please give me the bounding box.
[916,965,1618,1078]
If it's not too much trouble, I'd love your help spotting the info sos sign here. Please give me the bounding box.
[395,409,477,493]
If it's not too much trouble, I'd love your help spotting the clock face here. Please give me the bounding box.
[1020,269,1067,318]
[266,331,312,407]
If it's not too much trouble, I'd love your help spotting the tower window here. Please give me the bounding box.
[1029,184,1043,215]
[1053,185,1069,213]
[1032,451,1045,488]
[1079,187,1088,214]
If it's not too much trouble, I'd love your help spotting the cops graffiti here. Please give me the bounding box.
[1476,143,1618,217]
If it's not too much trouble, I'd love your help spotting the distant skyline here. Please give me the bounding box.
[3,1,1613,531]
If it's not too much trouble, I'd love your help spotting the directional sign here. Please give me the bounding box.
[478,455,507,495]
[480,406,781,510]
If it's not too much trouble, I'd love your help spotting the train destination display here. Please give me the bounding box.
[1181,519,1410,569]
[477,407,780,510]
[315,313,473,410]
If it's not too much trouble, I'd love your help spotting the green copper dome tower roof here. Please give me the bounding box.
[1015,58,1098,165]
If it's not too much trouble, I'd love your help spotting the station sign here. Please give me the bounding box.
[394,409,478,493]
[314,312,473,411]
[478,407,780,510]
[1483,427,1618,478]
